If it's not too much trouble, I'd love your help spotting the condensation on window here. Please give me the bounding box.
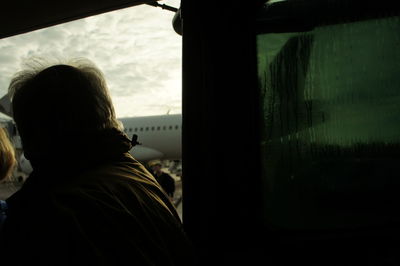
[257,16,400,230]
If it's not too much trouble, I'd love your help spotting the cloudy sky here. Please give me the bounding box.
[0,0,181,118]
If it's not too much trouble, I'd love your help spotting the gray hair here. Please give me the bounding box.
[8,58,123,159]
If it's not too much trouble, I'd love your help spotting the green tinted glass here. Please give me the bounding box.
[258,16,400,230]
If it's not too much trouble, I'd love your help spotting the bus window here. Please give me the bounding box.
[257,11,400,230]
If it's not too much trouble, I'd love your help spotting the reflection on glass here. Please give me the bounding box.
[258,16,400,230]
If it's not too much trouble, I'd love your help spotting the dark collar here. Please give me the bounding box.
[24,128,133,186]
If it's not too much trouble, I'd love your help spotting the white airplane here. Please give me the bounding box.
[1,94,182,175]
[16,113,183,175]
[119,114,182,162]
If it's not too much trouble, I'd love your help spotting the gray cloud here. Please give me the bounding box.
[0,0,181,117]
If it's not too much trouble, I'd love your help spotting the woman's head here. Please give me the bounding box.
[0,127,16,182]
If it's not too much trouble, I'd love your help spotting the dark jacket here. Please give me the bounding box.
[0,130,195,265]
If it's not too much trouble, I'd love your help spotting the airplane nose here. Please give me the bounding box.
[130,146,164,162]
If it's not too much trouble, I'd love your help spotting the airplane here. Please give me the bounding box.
[2,1,399,265]
[1,94,181,175]
[15,113,182,175]
[17,113,182,175]
[120,113,182,162]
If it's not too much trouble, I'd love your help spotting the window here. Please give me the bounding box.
[257,11,400,230]
[0,2,183,220]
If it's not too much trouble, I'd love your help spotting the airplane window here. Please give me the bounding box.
[151,126,155,131]
[163,126,167,130]
[134,128,138,132]
[140,128,143,132]
[257,14,400,230]
[129,128,132,132]
[175,125,178,130]
[157,126,160,130]
[169,126,173,130]
[145,127,149,131]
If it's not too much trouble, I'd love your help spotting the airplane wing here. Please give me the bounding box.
[0,94,13,125]
[0,112,12,124]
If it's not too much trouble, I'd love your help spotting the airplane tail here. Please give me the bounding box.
[0,94,12,117]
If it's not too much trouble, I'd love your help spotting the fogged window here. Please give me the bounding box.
[258,15,400,230]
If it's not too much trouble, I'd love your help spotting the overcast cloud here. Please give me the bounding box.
[0,0,181,118]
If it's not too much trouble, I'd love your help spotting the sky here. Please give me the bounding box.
[0,0,181,118]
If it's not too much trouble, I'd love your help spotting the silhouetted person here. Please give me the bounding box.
[149,160,176,199]
[0,59,195,265]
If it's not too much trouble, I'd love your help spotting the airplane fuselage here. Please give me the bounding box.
[119,114,182,162]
